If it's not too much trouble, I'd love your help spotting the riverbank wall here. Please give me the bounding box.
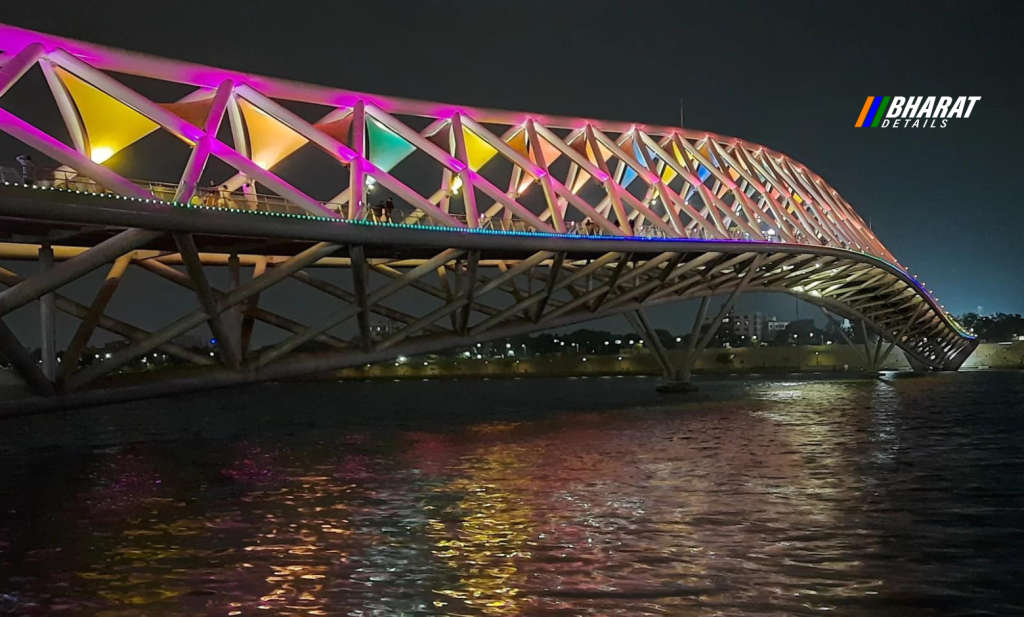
[336,342,1024,380]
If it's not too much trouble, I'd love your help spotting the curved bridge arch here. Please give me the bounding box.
[0,23,975,409]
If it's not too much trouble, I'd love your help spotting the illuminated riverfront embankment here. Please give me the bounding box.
[338,342,1023,380]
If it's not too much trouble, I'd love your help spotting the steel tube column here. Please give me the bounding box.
[173,233,241,369]
[38,243,56,381]
[628,309,676,378]
[680,296,711,382]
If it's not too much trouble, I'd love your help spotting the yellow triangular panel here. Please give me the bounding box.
[238,98,308,169]
[671,142,687,166]
[660,160,677,184]
[55,67,159,163]
[463,127,497,171]
[572,138,612,168]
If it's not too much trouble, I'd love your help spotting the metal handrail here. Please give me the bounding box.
[4,165,783,240]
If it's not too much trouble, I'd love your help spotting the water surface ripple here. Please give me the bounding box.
[1,372,1022,615]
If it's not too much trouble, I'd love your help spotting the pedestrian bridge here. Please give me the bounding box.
[0,23,975,411]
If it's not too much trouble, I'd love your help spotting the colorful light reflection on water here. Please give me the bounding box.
[0,372,1022,615]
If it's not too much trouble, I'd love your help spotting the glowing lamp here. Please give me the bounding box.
[90,146,115,163]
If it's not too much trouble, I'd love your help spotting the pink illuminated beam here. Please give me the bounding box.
[235,85,356,164]
[175,80,234,202]
[44,49,340,218]
[449,113,480,227]
[0,42,43,98]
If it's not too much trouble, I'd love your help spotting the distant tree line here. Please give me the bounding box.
[956,313,1024,342]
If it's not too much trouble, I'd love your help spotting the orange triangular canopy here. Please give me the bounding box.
[314,114,354,145]
[160,96,216,129]
[505,129,529,158]
[237,97,308,169]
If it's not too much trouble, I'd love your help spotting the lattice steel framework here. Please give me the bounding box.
[0,23,975,410]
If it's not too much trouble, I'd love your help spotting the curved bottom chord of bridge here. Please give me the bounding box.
[0,23,975,412]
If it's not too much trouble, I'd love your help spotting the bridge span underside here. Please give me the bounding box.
[0,188,974,412]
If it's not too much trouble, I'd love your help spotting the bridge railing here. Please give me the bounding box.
[2,165,778,241]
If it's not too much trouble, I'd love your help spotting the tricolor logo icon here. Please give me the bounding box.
[855,96,892,128]
[854,95,980,129]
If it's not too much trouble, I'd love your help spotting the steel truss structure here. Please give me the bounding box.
[0,23,975,410]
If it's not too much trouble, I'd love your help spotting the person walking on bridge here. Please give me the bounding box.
[15,154,35,185]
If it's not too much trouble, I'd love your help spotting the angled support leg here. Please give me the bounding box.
[64,242,340,392]
[875,304,928,371]
[256,249,460,366]
[38,244,57,381]
[173,233,241,369]
[533,253,564,322]
[240,257,266,356]
[133,258,346,349]
[0,265,212,368]
[821,307,856,349]
[859,320,875,370]
[60,252,132,382]
[627,309,676,379]
[0,318,54,396]
[0,228,160,318]
[679,296,711,383]
[870,331,885,371]
[590,253,631,311]
[458,251,480,334]
[695,255,764,352]
[228,253,243,359]
[350,245,372,352]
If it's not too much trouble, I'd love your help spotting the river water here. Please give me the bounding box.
[0,371,1022,616]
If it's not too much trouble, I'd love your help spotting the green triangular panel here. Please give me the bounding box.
[367,117,415,172]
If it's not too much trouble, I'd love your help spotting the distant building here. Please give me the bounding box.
[767,318,790,337]
[704,310,774,346]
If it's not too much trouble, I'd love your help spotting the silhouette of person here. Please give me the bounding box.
[15,154,35,185]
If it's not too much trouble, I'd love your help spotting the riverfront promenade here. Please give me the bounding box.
[340,341,1023,380]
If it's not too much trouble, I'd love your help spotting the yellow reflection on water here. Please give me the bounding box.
[426,440,534,615]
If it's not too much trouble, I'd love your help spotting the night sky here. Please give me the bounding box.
[1,0,1021,342]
